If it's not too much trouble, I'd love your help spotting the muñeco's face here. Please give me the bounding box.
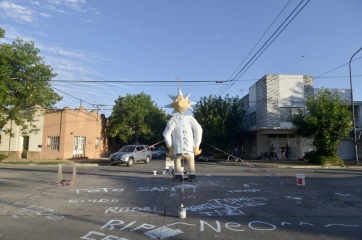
[172,94,190,114]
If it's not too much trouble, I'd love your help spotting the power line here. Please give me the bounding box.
[226,0,292,82]
[315,56,362,79]
[219,0,310,95]
[50,79,232,83]
[232,0,312,84]
[51,86,105,108]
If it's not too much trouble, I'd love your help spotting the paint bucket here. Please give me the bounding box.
[178,207,186,218]
[153,170,157,175]
[296,174,305,186]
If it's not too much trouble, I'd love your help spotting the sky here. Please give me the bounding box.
[1,0,362,117]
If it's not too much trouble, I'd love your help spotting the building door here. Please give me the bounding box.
[22,136,29,159]
[267,139,296,160]
[73,136,86,158]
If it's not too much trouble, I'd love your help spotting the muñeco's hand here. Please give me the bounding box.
[193,146,202,156]
[167,146,174,158]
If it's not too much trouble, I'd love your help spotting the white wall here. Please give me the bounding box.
[0,122,22,151]
[28,113,44,152]
[279,75,304,99]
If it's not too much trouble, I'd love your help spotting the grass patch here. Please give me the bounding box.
[1,161,35,165]
[37,162,69,165]
[0,154,8,161]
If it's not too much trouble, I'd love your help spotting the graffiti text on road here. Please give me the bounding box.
[105,206,158,214]
[69,199,120,203]
[12,205,64,220]
[70,188,124,194]
[80,219,361,240]
[187,197,267,216]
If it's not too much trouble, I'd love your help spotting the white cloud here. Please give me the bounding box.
[40,12,51,18]
[0,1,36,23]
[1,0,97,25]
[47,0,87,12]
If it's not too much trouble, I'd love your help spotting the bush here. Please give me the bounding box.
[303,151,319,164]
[319,155,345,167]
[0,154,8,161]
[303,150,344,166]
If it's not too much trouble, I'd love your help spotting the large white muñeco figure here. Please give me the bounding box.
[163,86,202,181]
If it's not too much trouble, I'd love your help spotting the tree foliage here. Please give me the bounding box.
[0,28,62,136]
[291,88,352,161]
[193,94,245,155]
[108,92,168,145]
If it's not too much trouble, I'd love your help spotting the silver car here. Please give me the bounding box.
[109,144,152,166]
[151,147,162,158]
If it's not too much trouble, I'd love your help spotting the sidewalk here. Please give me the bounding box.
[0,158,109,166]
[219,158,362,169]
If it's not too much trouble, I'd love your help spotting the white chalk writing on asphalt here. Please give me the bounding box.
[187,197,267,216]
[69,199,120,203]
[70,188,124,194]
[80,219,361,240]
[12,205,64,220]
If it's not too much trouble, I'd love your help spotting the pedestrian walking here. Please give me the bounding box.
[286,144,290,159]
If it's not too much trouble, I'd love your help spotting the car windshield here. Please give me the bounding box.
[119,146,135,152]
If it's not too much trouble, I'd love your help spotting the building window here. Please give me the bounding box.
[280,107,304,122]
[268,134,295,139]
[47,136,60,150]
[280,108,292,122]
[249,112,256,127]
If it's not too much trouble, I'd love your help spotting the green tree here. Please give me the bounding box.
[0,28,5,38]
[0,28,62,136]
[108,92,168,145]
[291,88,352,164]
[193,94,245,156]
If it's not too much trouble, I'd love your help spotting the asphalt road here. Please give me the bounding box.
[0,158,361,240]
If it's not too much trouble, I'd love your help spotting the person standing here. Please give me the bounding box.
[286,144,290,160]
[281,144,286,160]
[269,144,276,161]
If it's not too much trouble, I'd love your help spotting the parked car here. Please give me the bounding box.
[109,144,152,166]
[151,147,162,158]
[160,148,166,156]
[196,152,214,162]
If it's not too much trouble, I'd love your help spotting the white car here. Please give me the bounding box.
[151,147,162,158]
[196,152,214,162]
[110,145,152,166]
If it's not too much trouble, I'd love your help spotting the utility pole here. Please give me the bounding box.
[349,47,362,165]
[94,104,105,121]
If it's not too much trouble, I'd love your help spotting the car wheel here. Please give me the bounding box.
[127,158,134,167]
[144,156,150,164]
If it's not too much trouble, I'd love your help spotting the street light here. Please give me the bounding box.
[349,47,362,165]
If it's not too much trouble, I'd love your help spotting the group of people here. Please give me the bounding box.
[268,143,289,161]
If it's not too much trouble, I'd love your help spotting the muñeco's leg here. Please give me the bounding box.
[185,154,196,181]
[174,155,183,180]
